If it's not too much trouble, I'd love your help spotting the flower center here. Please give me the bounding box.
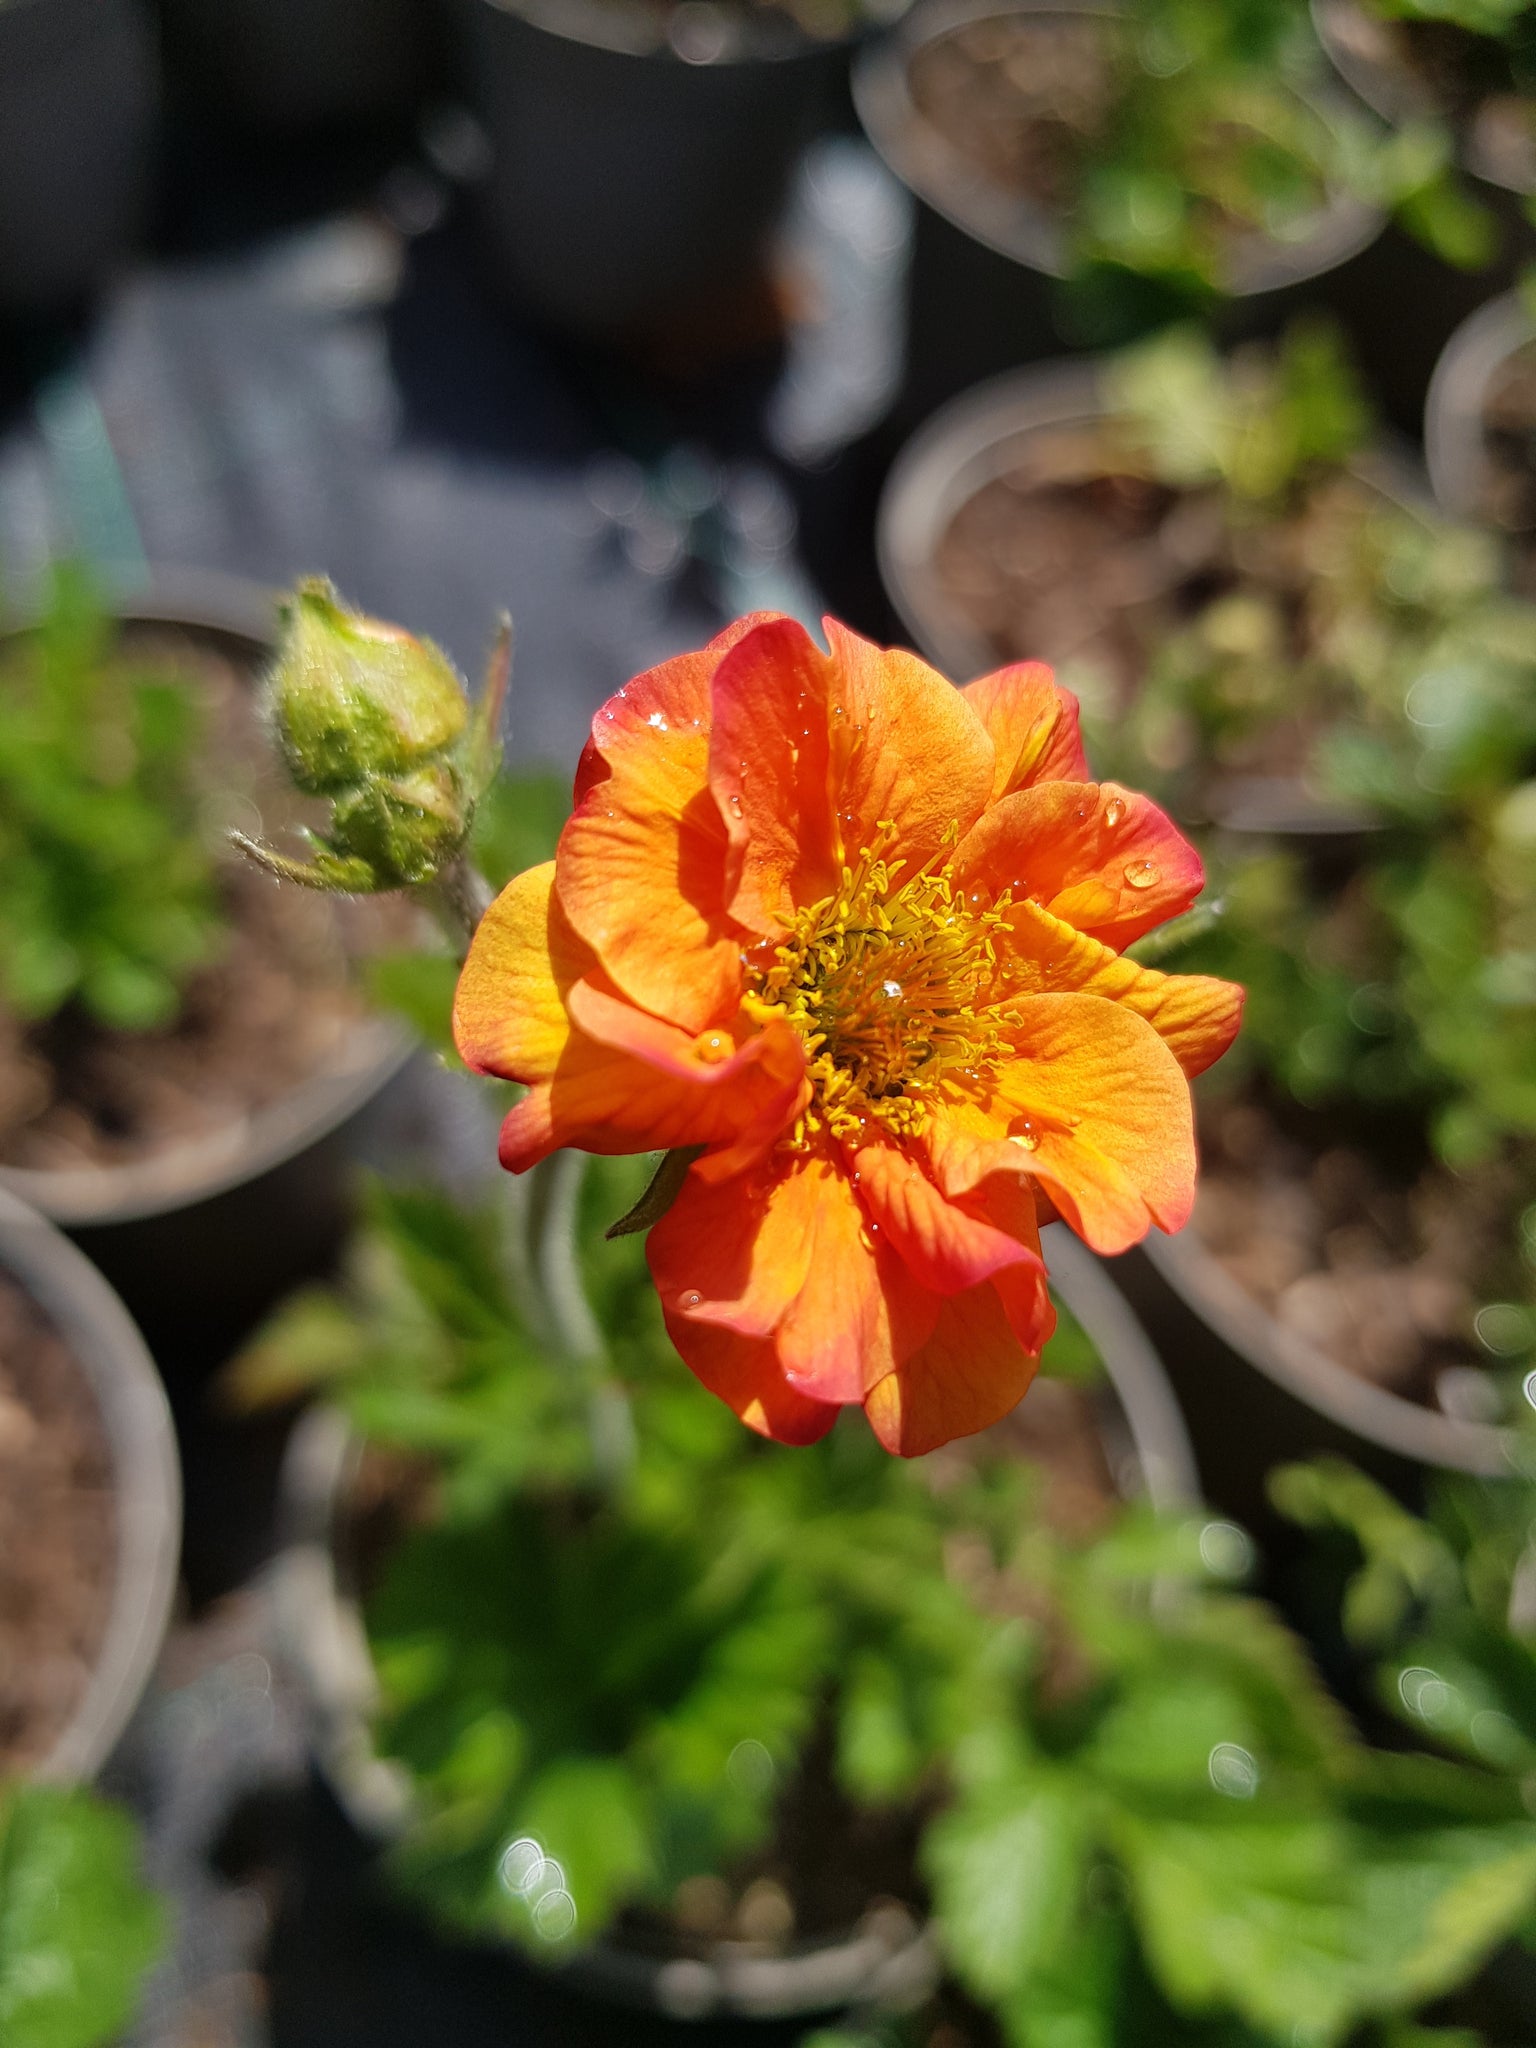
[748,828,1015,1146]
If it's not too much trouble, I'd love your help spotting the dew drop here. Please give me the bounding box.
[1124,859,1159,891]
[881,979,902,999]
[728,794,744,817]
[1010,1120,1040,1153]
[647,710,669,731]
[1104,795,1126,828]
[679,1290,703,1311]
[1073,800,1092,821]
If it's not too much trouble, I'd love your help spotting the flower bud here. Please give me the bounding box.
[235,579,510,896]
[269,579,467,795]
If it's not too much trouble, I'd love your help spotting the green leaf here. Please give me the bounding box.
[925,1775,1092,2000]
[0,1783,164,2048]
[511,1756,653,1937]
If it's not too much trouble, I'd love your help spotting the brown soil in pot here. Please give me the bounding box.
[932,423,1384,794]
[1192,1088,1520,1417]
[0,628,417,1178]
[1478,336,1536,595]
[0,1270,116,1769]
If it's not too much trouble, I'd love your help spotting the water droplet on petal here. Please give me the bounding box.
[1104,794,1126,828]
[647,710,669,731]
[1010,1120,1040,1153]
[1124,859,1159,891]
[679,1290,703,1311]
[881,979,902,999]
[728,794,743,817]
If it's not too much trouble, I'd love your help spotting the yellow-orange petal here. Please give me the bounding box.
[453,861,590,1083]
[494,989,804,1174]
[958,1172,1055,1353]
[928,993,1196,1255]
[648,1146,940,1407]
[658,1309,839,1447]
[864,1279,1043,1457]
[955,781,1203,953]
[852,1137,1043,1296]
[556,615,781,1034]
[1003,896,1243,1079]
[962,662,1089,800]
[709,618,996,934]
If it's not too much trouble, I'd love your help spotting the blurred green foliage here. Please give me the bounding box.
[0,568,221,1033]
[0,1782,164,2048]
[238,1168,1536,2041]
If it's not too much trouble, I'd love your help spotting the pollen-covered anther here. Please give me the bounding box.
[750,831,1016,1145]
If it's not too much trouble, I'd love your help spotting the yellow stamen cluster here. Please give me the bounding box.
[749,828,1016,1147]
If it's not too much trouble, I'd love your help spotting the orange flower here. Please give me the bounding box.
[454,616,1241,1455]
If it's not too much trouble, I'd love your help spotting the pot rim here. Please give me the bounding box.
[0,568,415,1227]
[1311,0,1536,197]
[853,0,1384,292]
[0,1185,182,1781]
[271,1233,1194,2014]
[1424,287,1536,526]
[1145,1226,1516,1476]
[466,0,854,68]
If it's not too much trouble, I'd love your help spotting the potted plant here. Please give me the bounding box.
[1313,0,1536,197]
[449,0,898,360]
[853,0,1386,422]
[878,324,1536,1510]
[0,0,158,319]
[1426,280,1536,596]
[0,570,418,1351]
[218,575,1536,2039]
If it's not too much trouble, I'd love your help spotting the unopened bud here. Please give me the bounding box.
[235,579,510,895]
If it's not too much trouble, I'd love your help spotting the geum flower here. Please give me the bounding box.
[454,616,1242,1456]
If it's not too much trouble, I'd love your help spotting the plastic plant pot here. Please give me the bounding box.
[853,0,1384,426]
[0,572,415,1355]
[272,1227,1197,2019]
[1424,286,1536,562]
[450,0,853,350]
[0,0,158,320]
[157,0,436,135]
[0,1186,181,1782]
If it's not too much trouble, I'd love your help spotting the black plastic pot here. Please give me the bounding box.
[451,0,851,348]
[273,1227,1196,2020]
[1425,287,1536,548]
[1308,0,1535,433]
[0,1187,181,1782]
[0,572,415,1357]
[0,0,158,320]
[853,0,1384,428]
[157,0,436,135]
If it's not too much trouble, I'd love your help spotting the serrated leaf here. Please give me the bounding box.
[925,1776,1091,2000]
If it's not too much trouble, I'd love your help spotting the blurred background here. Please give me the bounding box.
[3,0,1536,2044]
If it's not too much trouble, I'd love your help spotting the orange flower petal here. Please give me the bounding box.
[1003,897,1243,1079]
[962,662,1089,800]
[851,1136,1044,1296]
[864,1279,1042,1457]
[658,1308,839,1447]
[453,861,589,1082]
[710,618,995,933]
[556,616,781,1033]
[955,781,1203,952]
[958,1172,1055,1353]
[494,986,803,1175]
[648,1146,939,1406]
[928,993,1196,1255]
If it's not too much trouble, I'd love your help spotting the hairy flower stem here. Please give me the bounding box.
[427,856,635,1492]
